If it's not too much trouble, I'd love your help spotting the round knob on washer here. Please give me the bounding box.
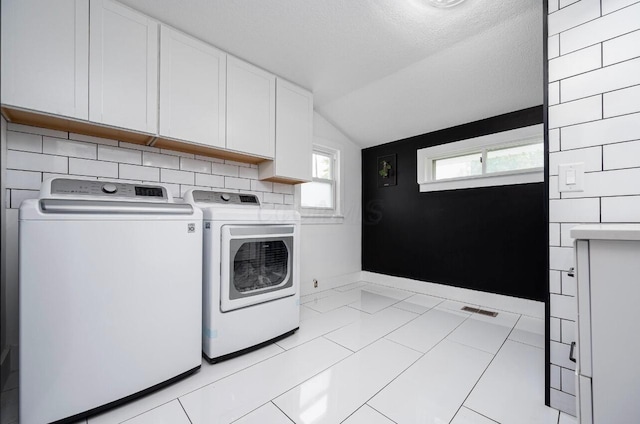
[102,183,117,194]
[221,193,231,201]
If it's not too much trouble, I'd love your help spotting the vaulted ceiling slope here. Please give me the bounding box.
[119,0,543,148]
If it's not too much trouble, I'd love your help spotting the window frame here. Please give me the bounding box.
[417,124,543,192]
[297,143,343,222]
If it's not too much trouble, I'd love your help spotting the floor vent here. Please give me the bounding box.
[461,306,498,317]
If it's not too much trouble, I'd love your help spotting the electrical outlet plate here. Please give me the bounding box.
[558,163,585,192]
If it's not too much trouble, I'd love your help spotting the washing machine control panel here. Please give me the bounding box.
[192,190,260,206]
[50,179,168,201]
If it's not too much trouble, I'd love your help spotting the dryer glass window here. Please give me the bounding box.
[233,241,289,292]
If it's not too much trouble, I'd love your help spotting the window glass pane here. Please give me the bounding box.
[486,143,543,174]
[434,152,482,180]
[314,153,332,179]
[301,181,333,208]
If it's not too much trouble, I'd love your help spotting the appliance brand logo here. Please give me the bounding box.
[187,223,195,233]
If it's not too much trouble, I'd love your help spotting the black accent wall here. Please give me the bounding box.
[362,106,546,301]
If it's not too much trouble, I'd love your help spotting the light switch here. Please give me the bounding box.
[558,163,585,192]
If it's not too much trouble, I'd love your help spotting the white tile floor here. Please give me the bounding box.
[0,280,578,424]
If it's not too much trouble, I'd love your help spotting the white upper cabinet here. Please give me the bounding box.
[260,79,313,182]
[89,0,158,134]
[226,56,275,158]
[159,26,226,148]
[1,0,89,120]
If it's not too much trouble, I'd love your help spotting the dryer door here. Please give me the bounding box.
[220,225,296,312]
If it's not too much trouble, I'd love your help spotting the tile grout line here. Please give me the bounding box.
[177,398,194,424]
[459,406,501,424]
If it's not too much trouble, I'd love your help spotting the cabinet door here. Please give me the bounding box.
[272,79,313,181]
[89,0,158,134]
[1,0,89,119]
[159,26,226,148]
[226,56,275,158]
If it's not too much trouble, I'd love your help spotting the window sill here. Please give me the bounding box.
[419,168,543,192]
[300,214,345,225]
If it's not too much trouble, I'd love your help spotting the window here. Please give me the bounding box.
[417,124,543,192]
[299,145,341,219]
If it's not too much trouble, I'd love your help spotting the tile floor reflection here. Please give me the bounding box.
[0,281,574,424]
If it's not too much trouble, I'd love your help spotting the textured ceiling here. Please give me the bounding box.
[119,0,543,147]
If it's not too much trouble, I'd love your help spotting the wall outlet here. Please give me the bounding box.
[313,279,318,288]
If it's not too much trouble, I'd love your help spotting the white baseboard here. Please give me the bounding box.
[299,271,363,296]
[361,271,544,318]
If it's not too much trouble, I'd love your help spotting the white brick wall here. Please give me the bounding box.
[3,123,295,209]
[547,0,640,415]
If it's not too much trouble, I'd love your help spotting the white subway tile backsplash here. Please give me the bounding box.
[561,112,640,150]
[561,2,640,54]
[548,34,560,59]
[602,0,639,15]
[238,167,259,180]
[550,294,577,321]
[550,247,574,271]
[69,133,119,147]
[69,158,118,178]
[551,317,562,341]
[163,183,181,199]
[143,152,180,169]
[549,82,560,106]
[562,167,640,198]
[119,141,160,152]
[548,0,600,36]
[549,198,600,222]
[195,173,225,188]
[98,145,142,165]
[98,177,143,184]
[560,0,580,8]
[161,149,195,159]
[7,131,42,153]
[44,172,93,182]
[224,177,251,190]
[120,164,159,182]
[561,367,576,396]
[284,194,294,205]
[549,0,559,14]
[43,137,96,159]
[551,341,576,371]
[549,45,601,82]
[225,160,251,168]
[180,185,200,197]
[561,57,640,103]
[263,192,284,204]
[561,320,576,346]
[549,146,602,175]
[7,122,67,138]
[603,139,640,170]
[603,84,640,118]
[251,180,273,192]
[603,29,640,66]
[561,272,577,296]
[550,270,562,294]
[560,223,579,247]
[181,158,211,174]
[212,163,240,177]
[550,389,576,416]
[9,189,39,209]
[6,170,41,190]
[548,95,602,129]
[550,223,561,246]
[601,195,640,222]
[551,365,561,390]
[161,169,194,185]
[549,128,560,152]
[7,150,68,173]
[273,183,295,195]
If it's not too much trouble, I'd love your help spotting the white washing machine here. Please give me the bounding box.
[19,178,203,423]
[184,189,300,363]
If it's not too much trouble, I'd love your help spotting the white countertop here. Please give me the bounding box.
[570,224,640,241]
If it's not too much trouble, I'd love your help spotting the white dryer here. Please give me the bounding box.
[184,190,300,363]
[19,178,202,423]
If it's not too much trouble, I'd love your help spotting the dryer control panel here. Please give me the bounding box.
[191,190,260,206]
[49,179,169,201]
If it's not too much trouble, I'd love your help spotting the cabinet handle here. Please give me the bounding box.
[569,341,577,363]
